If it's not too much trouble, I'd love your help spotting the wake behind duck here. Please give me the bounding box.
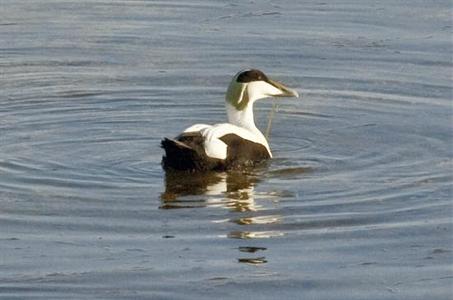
[161,69,298,172]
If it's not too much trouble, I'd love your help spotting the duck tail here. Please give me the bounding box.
[161,138,202,171]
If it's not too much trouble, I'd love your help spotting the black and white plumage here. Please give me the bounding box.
[161,69,299,172]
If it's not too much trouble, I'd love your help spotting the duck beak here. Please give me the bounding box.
[267,78,299,98]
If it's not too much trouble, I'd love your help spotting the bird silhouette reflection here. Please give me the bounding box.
[160,167,289,265]
[160,169,262,211]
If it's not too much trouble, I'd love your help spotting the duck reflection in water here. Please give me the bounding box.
[160,169,263,211]
[160,169,285,265]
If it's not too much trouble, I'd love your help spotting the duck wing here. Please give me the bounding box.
[161,131,223,171]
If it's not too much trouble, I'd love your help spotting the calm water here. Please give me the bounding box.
[1,1,452,299]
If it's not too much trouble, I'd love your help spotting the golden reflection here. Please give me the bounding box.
[228,231,284,239]
[231,215,281,225]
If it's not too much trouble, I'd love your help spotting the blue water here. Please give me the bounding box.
[1,1,452,299]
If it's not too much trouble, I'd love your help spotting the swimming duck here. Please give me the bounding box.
[161,69,299,171]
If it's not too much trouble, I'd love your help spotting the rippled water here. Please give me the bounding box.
[1,1,452,299]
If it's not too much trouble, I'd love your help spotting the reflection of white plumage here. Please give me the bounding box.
[161,69,299,171]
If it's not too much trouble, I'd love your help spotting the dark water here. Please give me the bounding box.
[1,1,452,299]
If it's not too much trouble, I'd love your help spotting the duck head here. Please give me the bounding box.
[225,69,299,111]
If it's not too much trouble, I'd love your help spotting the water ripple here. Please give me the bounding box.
[0,0,451,298]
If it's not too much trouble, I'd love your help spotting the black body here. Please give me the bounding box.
[161,132,270,172]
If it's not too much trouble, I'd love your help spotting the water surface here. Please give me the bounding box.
[1,1,452,299]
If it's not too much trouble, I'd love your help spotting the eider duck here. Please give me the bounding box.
[161,69,299,171]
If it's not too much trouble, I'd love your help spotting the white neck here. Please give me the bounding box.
[226,103,269,149]
[226,102,257,131]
